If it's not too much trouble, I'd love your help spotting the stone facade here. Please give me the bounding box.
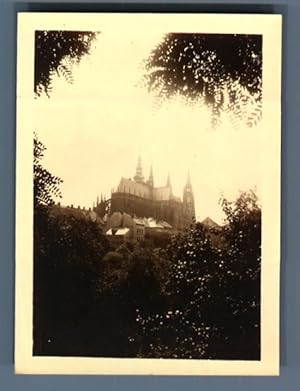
[96,158,196,231]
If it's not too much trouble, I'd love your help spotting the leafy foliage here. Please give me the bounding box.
[144,33,262,128]
[33,211,109,356]
[35,30,98,95]
[34,220,169,356]
[34,134,62,207]
[134,190,261,359]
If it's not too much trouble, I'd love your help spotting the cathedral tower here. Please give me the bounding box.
[166,172,173,196]
[134,156,144,183]
[183,171,195,222]
[166,173,171,187]
[147,165,154,187]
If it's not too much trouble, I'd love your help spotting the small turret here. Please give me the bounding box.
[166,173,171,188]
[186,170,191,186]
[183,170,195,222]
[134,156,144,183]
[147,165,154,187]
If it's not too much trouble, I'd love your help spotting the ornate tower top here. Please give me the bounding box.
[134,156,144,183]
[186,170,191,186]
[166,173,173,196]
[166,172,171,187]
[147,165,154,187]
[183,170,195,222]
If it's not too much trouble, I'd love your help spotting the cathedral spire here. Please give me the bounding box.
[166,172,171,187]
[147,165,154,187]
[186,170,191,186]
[134,156,144,183]
[150,165,153,179]
[183,170,195,223]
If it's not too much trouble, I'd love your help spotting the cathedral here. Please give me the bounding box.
[95,157,196,231]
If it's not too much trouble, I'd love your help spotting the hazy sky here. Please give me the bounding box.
[35,31,261,224]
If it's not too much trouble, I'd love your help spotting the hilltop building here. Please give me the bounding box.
[94,157,196,231]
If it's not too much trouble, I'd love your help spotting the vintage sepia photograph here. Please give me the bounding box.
[15,13,281,375]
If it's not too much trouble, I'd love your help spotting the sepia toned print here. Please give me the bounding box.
[15,13,281,375]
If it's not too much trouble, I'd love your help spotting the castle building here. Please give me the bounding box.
[96,158,196,231]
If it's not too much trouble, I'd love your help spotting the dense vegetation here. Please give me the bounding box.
[35,30,97,96]
[33,136,261,359]
[144,33,262,128]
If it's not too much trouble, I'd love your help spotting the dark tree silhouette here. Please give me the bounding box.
[33,212,109,356]
[144,33,262,128]
[92,244,171,357]
[33,135,112,355]
[134,190,261,360]
[35,30,98,95]
[34,133,62,207]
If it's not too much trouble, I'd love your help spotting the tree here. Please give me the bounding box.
[144,33,262,128]
[34,133,62,207]
[35,30,98,95]
[217,190,261,358]
[33,134,111,356]
[93,243,171,357]
[33,212,109,356]
[134,223,220,359]
[134,190,261,360]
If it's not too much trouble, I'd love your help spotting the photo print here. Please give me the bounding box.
[15,13,281,375]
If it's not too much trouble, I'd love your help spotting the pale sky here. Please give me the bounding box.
[34,31,262,224]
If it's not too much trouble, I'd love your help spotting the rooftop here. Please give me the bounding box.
[106,227,130,236]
